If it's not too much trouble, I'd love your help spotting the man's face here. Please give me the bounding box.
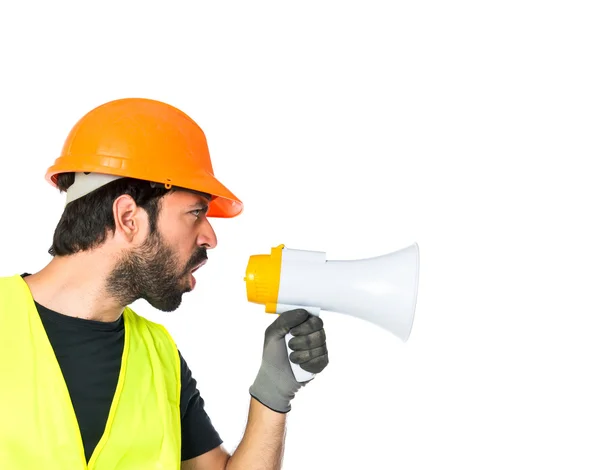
[106,190,217,311]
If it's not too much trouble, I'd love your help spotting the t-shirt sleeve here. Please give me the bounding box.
[179,350,223,461]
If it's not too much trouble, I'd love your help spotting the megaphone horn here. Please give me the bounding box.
[244,243,420,382]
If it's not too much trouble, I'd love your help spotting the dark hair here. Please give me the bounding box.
[49,173,172,257]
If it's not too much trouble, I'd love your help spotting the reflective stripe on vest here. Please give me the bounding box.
[0,274,181,469]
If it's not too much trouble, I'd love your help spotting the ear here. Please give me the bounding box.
[112,195,147,242]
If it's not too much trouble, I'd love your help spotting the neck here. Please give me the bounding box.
[24,249,125,322]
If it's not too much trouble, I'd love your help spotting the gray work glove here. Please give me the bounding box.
[249,309,329,413]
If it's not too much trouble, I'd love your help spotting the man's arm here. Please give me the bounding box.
[182,309,328,470]
[225,397,286,470]
[181,397,285,470]
[181,446,229,470]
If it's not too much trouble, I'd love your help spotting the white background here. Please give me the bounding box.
[1,1,599,469]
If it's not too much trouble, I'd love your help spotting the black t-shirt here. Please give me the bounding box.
[23,275,223,462]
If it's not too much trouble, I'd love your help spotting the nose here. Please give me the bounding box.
[197,217,218,249]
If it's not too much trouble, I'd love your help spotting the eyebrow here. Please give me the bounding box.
[188,200,210,211]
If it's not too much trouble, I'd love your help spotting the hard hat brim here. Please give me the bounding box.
[46,161,243,218]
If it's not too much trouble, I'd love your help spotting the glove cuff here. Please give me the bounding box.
[249,392,290,414]
[249,364,295,413]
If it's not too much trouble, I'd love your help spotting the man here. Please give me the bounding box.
[0,98,328,469]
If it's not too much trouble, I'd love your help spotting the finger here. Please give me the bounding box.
[266,309,310,339]
[290,345,328,365]
[288,329,326,351]
[298,354,329,374]
[289,315,324,336]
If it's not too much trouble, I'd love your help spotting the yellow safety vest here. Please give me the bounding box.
[0,274,182,469]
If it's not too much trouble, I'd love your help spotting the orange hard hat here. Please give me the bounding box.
[46,97,243,218]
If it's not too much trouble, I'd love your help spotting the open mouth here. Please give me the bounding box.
[191,259,207,273]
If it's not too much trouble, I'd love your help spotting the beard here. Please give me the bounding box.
[106,230,207,312]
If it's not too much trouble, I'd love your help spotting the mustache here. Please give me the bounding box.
[184,248,208,271]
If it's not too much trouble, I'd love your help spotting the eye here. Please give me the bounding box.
[190,207,208,219]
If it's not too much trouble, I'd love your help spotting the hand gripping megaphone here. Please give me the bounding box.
[244,243,420,382]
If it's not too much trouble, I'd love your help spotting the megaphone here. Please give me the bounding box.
[244,243,420,382]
